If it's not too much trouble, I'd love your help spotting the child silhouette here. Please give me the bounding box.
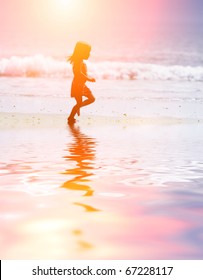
[67,41,96,124]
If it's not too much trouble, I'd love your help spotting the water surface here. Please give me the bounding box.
[1,121,203,259]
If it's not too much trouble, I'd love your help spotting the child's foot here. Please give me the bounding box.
[67,117,76,125]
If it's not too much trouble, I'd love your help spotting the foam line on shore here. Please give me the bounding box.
[0,112,203,129]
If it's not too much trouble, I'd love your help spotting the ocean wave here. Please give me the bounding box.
[0,55,71,78]
[0,55,203,81]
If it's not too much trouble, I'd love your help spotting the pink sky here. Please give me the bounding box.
[0,0,198,56]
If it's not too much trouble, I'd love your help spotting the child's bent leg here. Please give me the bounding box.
[81,89,95,107]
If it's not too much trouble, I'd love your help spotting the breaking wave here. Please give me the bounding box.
[0,55,203,81]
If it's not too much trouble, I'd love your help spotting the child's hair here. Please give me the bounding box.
[68,41,91,64]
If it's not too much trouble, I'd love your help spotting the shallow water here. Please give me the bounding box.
[1,121,203,259]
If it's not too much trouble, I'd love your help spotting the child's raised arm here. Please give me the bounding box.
[73,62,95,82]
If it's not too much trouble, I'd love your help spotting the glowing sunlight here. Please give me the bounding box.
[51,0,82,16]
[53,0,74,10]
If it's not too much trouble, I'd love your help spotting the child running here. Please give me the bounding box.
[67,41,96,124]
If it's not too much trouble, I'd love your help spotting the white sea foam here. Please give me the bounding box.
[0,55,203,81]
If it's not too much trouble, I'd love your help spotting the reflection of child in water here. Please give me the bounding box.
[67,41,96,124]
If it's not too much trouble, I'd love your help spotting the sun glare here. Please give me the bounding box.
[50,0,82,18]
[52,0,76,12]
[57,0,72,9]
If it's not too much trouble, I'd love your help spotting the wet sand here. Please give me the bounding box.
[1,112,203,259]
[1,112,203,129]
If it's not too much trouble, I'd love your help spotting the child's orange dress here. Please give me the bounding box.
[71,61,92,99]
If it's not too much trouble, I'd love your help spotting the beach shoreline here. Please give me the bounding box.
[1,112,203,130]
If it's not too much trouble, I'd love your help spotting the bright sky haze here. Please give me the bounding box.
[0,0,202,56]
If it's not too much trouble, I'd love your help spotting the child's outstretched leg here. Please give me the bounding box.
[68,97,82,124]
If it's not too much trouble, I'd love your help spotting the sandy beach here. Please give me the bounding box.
[1,109,203,259]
